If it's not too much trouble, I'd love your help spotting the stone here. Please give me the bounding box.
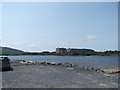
[57,63,62,65]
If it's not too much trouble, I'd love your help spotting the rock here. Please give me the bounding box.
[95,69,98,71]
[63,62,72,67]
[40,62,46,64]
[101,68,120,74]
[57,63,62,65]
[67,64,72,67]
[96,69,102,72]
[16,60,26,62]
[50,62,56,65]
[46,62,51,65]
[73,64,78,67]
[27,61,33,64]
[40,62,45,64]
[89,67,94,70]
[19,61,25,64]
[84,67,89,69]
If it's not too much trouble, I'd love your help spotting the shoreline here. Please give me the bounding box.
[1,54,120,56]
[11,60,120,74]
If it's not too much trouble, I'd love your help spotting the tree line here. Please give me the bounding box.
[2,50,120,56]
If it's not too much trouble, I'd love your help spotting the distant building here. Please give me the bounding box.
[56,48,94,54]
[56,48,67,54]
[67,48,94,53]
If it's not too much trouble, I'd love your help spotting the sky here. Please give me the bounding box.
[0,2,118,52]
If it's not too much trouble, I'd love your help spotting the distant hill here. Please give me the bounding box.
[0,46,24,55]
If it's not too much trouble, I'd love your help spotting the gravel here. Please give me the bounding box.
[2,65,118,88]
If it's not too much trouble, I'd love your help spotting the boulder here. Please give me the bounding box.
[50,62,56,65]
[57,63,62,65]
[101,68,120,74]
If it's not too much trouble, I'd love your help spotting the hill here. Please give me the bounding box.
[0,46,24,55]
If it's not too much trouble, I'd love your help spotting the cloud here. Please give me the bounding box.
[86,35,97,40]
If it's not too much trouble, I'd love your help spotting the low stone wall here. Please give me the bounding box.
[11,60,120,74]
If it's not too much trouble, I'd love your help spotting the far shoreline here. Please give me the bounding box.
[1,54,120,56]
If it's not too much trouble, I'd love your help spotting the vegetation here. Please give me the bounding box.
[94,50,120,56]
[0,46,24,55]
[21,51,56,55]
[55,50,120,56]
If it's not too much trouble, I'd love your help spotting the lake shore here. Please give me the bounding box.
[11,60,120,74]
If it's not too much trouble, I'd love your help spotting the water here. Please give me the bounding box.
[6,55,119,69]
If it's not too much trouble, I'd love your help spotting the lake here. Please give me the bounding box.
[5,55,119,69]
